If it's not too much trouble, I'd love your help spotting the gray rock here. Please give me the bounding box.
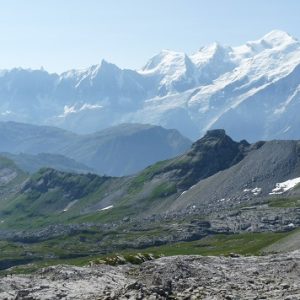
[1,251,300,299]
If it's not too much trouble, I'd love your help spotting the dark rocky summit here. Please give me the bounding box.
[143,129,252,190]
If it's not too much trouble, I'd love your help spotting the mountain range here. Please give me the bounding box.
[1,152,93,175]
[0,30,300,141]
[1,129,300,229]
[0,122,191,176]
[0,129,300,272]
[1,29,300,276]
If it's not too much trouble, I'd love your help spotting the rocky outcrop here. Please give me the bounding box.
[138,129,252,192]
[170,139,300,212]
[1,251,300,299]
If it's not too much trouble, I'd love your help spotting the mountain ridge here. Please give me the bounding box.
[0,121,191,176]
[3,128,299,229]
[1,130,300,273]
[0,30,300,140]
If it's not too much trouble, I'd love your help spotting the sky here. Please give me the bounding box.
[0,0,299,73]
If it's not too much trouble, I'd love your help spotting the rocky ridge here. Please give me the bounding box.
[1,251,299,299]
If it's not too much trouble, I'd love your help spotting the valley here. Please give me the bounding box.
[0,129,299,281]
[1,2,300,299]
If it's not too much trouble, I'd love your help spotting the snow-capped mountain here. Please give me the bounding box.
[0,30,300,141]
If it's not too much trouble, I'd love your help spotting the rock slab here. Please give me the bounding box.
[0,251,300,299]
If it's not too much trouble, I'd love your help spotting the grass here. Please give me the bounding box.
[0,156,22,169]
[93,253,162,266]
[73,204,135,223]
[128,159,171,193]
[0,230,295,275]
[0,170,128,229]
[0,161,298,273]
[133,232,290,256]
[293,183,300,190]
[268,197,300,208]
[0,157,28,199]
[262,227,300,254]
[150,182,177,198]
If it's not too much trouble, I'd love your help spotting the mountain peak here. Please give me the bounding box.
[263,29,295,40]
[99,59,120,71]
[201,42,222,53]
[191,42,226,66]
[140,49,187,73]
[261,30,297,47]
[144,129,250,190]
[204,129,226,138]
[231,29,298,61]
[84,59,121,79]
[100,59,112,67]
[191,129,236,153]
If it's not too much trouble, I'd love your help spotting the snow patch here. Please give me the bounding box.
[99,205,114,211]
[251,187,262,196]
[269,177,300,195]
[243,187,262,196]
[189,184,198,190]
[1,110,12,116]
[59,103,103,117]
[62,200,78,213]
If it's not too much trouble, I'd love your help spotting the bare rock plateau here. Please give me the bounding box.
[0,251,300,299]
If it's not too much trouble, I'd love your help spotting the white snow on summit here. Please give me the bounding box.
[1,30,300,141]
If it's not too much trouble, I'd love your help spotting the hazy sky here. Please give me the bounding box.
[0,0,299,73]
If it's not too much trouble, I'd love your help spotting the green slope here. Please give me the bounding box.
[0,156,28,204]
[0,129,255,228]
[0,168,129,229]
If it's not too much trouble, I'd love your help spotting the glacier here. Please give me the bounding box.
[0,30,300,141]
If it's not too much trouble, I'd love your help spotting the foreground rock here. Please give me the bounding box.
[1,251,300,299]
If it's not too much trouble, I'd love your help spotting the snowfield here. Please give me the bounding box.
[269,177,300,195]
[1,30,300,141]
